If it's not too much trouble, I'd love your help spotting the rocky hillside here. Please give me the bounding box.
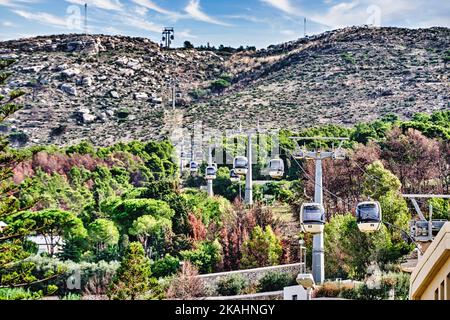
[0,34,227,147]
[0,27,449,147]
[186,27,450,131]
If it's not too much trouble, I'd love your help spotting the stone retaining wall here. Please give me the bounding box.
[197,263,301,293]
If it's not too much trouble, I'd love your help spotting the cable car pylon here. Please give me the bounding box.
[292,136,349,285]
[206,145,215,197]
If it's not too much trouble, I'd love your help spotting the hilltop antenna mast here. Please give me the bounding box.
[304,17,307,38]
[84,3,88,35]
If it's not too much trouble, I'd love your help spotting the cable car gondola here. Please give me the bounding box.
[268,159,284,179]
[230,169,240,182]
[190,161,199,173]
[233,156,248,175]
[205,166,217,180]
[300,203,325,234]
[356,201,382,233]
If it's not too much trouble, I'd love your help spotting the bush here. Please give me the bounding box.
[166,262,207,299]
[318,272,411,300]
[61,293,81,300]
[189,88,209,99]
[210,79,231,92]
[219,73,233,82]
[257,271,295,292]
[315,281,357,298]
[216,274,247,296]
[180,240,222,274]
[28,256,119,296]
[151,254,180,279]
[117,108,130,119]
[0,288,41,300]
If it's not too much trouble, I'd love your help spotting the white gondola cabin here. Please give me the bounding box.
[356,201,382,233]
[205,166,217,180]
[268,159,284,179]
[233,156,248,175]
[190,161,199,173]
[300,203,325,234]
[230,169,240,182]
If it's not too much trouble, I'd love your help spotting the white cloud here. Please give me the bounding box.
[260,0,298,15]
[119,14,161,33]
[2,21,15,27]
[0,0,40,8]
[280,29,296,36]
[185,0,231,26]
[131,0,174,16]
[178,29,197,39]
[225,14,268,24]
[133,5,148,17]
[12,9,68,28]
[65,0,123,11]
[261,0,450,30]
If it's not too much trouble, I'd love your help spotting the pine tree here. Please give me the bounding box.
[240,225,282,269]
[0,58,61,291]
[108,242,159,300]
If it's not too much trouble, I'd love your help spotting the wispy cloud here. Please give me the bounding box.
[12,9,69,28]
[185,0,231,26]
[119,14,161,33]
[1,21,16,27]
[260,0,298,15]
[0,0,40,8]
[178,29,197,39]
[65,0,123,11]
[131,0,175,16]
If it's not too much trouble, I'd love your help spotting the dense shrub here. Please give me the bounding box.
[241,226,282,269]
[166,262,207,299]
[316,272,410,300]
[216,274,247,296]
[181,240,222,274]
[0,288,42,300]
[257,271,295,292]
[28,256,119,296]
[210,79,231,91]
[151,254,181,279]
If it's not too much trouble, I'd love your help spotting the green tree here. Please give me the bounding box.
[151,254,180,279]
[107,242,158,300]
[183,41,194,49]
[110,198,174,232]
[324,214,395,279]
[240,226,282,269]
[180,240,222,274]
[362,161,410,229]
[128,215,172,259]
[11,209,87,257]
[88,219,120,254]
[0,58,63,292]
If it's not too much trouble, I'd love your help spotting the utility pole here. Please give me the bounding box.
[245,133,253,206]
[293,137,348,284]
[207,145,214,197]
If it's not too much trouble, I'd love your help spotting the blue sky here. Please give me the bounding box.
[0,0,449,48]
